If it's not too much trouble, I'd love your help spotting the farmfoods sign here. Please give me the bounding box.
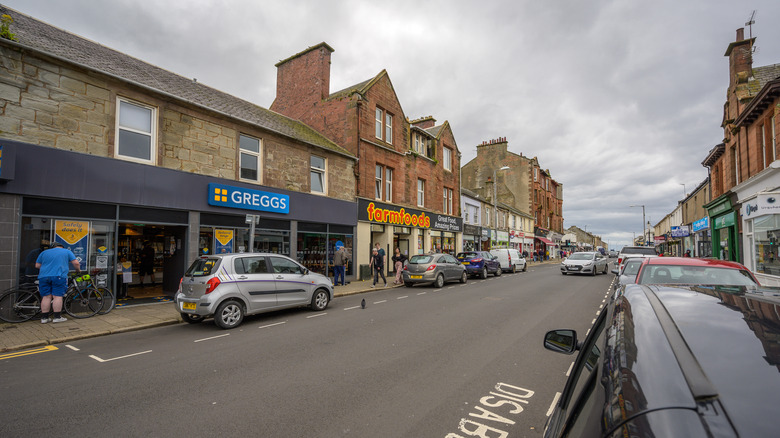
[358,199,462,232]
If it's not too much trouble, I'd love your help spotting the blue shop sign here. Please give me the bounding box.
[692,216,709,232]
[208,183,289,214]
[671,226,690,238]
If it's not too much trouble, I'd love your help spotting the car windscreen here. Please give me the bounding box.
[185,257,220,276]
[567,253,593,260]
[622,260,643,276]
[637,265,758,286]
[410,255,433,264]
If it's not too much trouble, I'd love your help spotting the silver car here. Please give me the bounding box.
[611,256,645,289]
[560,251,609,276]
[175,253,333,329]
[403,253,467,288]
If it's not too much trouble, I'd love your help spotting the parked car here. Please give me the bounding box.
[635,256,760,286]
[560,251,608,276]
[542,282,780,437]
[456,251,502,279]
[616,246,657,267]
[610,256,644,290]
[607,249,618,258]
[403,253,467,288]
[175,253,333,329]
[490,248,527,273]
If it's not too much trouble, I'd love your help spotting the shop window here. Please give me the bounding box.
[753,214,780,275]
[116,97,156,163]
[239,134,262,182]
[310,155,326,194]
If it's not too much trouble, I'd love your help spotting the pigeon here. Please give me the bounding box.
[361,299,366,309]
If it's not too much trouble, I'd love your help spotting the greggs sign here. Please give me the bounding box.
[358,199,462,232]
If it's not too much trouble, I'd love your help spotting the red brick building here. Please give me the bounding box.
[271,43,463,270]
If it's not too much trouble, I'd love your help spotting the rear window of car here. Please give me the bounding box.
[185,257,220,276]
[457,252,479,260]
[620,247,657,256]
[637,265,758,286]
[410,255,433,264]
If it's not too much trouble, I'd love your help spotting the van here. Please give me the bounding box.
[489,248,526,273]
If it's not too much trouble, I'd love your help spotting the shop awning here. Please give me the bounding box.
[536,237,558,246]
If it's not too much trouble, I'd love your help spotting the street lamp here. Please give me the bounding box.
[629,205,646,246]
[493,166,510,230]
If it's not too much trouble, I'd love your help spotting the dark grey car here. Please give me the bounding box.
[402,253,467,288]
[610,256,644,290]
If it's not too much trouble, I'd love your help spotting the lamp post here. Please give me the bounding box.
[629,205,646,246]
[493,166,510,232]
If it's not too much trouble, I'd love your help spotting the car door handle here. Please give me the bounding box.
[237,275,248,280]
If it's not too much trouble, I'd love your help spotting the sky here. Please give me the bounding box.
[5,0,780,250]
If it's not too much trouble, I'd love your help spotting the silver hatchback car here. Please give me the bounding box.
[175,253,333,329]
[402,253,467,288]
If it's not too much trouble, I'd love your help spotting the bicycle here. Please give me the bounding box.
[63,273,103,319]
[0,283,40,323]
[0,274,105,322]
[80,272,115,315]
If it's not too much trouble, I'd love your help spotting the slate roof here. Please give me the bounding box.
[0,5,354,158]
[748,63,780,96]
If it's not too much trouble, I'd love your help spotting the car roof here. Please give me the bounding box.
[642,256,749,270]
[618,284,780,437]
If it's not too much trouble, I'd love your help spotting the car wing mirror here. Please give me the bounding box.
[544,329,579,355]
[611,269,619,275]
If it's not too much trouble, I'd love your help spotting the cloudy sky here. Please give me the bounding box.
[5,0,780,249]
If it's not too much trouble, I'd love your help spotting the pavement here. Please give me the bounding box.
[0,260,558,354]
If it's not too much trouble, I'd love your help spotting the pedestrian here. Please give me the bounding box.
[23,239,49,284]
[369,248,387,288]
[522,250,528,259]
[138,241,156,286]
[374,242,386,267]
[333,244,349,286]
[684,249,692,257]
[35,241,80,323]
[391,248,407,284]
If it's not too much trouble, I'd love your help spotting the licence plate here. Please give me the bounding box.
[461,262,469,265]
[182,302,196,310]
[410,275,423,279]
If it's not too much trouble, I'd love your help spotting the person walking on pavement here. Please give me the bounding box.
[35,241,80,323]
[391,248,407,284]
[333,245,349,286]
[369,248,387,288]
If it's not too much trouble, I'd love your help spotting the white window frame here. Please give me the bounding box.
[443,147,452,171]
[310,155,326,194]
[772,115,777,161]
[116,97,156,164]
[533,168,538,181]
[762,123,767,168]
[417,179,425,207]
[385,113,393,144]
[385,168,393,203]
[239,134,262,182]
[447,188,453,215]
[375,165,383,200]
[375,108,383,139]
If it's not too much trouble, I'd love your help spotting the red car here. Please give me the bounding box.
[635,257,760,286]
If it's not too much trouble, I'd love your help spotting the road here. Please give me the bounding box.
[0,262,614,438]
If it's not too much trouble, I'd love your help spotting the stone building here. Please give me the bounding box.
[0,7,358,292]
[270,43,463,274]
[702,27,780,279]
[460,137,563,255]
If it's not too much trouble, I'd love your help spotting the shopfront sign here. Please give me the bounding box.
[214,229,234,254]
[692,216,709,232]
[358,199,462,231]
[654,235,666,244]
[714,211,736,229]
[671,226,690,238]
[208,183,289,214]
[742,193,780,218]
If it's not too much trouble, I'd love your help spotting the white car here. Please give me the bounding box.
[561,251,609,276]
[490,248,527,273]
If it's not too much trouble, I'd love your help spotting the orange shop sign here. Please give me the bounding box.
[359,199,431,229]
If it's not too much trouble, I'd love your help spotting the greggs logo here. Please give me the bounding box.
[366,202,431,228]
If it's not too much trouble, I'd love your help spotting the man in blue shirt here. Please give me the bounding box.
[35,241,81,323]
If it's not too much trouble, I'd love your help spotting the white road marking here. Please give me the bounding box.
[417,292,427,295]
[344,305,361,310]
[65,345,79,351]
[397,296,408,300]
[258,321,287,329]
[306,313,327,319]
[194,333,230,343]
[89,350,152,363]
[374,300,387,304]
[547,392,562,416]
[566,362,574,377]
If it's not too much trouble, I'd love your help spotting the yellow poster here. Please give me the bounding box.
[55,220,89,245]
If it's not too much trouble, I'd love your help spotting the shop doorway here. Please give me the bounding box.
[118,224,187,298]
[392,236,410,275]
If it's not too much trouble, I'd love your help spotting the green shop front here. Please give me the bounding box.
[705,194,740,262]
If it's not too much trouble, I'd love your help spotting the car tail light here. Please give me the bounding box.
[426,264,437,271]
[177,277,183,293]
[472,258,483,264]
[205,277,221,294]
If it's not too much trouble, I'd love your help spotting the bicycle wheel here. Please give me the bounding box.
[64,287,101,318]
[96,287,115,315]
[0,289,40,323]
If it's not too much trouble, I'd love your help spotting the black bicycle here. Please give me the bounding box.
[63,273,104,318]
[0,274,104,322]
[0,283,40,323]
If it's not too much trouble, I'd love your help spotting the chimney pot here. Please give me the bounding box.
[736,28,744,41]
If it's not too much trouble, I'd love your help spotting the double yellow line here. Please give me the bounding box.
[0,345,58,360]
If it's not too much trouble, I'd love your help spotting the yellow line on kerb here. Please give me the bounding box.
[0,345,58,360]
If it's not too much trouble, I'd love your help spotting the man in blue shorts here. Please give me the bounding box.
[35,241,81,323]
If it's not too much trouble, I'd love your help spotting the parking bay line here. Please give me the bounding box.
[89,350,152,363]
[259,321,287,329]
[194,333,230,343]
[547,392,562,417]
[306,313,327,319]
[374,300,387,304]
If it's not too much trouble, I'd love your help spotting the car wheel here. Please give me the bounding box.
[214,300,244,329]
[481,267,488,279]
[603,264,609,274]
[495,266,502,277]
[561,271,567,275]
[511,265,516,274]
[434,274,445,288]
[522,263,527,272]
[460,271,467,283]
[591,268,596,276]
[405,282,414,288]
[310,288,329,311]
[181,313,204,324]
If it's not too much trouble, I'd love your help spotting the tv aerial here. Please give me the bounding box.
[745,10,756,38]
